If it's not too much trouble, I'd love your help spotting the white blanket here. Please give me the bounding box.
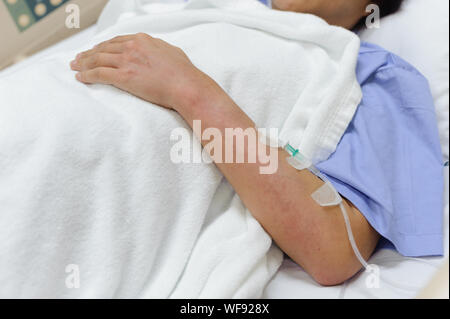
[0,0,361,298]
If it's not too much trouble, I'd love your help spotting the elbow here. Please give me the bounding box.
[310,263,362,287]
[306,244,365,286]
[294,228,366,287]
[292,205,378,286]
[268,195,379,287]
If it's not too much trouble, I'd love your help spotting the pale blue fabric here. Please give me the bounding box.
[257,0,272,6]
[316,42,444,257]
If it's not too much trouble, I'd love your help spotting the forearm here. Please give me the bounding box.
[176,79,379,285]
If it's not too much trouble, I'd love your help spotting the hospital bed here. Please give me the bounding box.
[1,0,448,299]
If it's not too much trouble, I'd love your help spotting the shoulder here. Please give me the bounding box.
[357,42,434,111]
[357,42,425,82]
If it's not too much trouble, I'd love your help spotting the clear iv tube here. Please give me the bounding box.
[339,202,370,269]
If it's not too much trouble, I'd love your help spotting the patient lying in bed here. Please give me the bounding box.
[0,0,443,298]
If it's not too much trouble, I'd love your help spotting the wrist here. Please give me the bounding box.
[173,69,223,116]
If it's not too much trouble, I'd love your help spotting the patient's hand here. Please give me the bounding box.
[71,33,209,110]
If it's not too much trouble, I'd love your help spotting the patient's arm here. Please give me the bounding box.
[176,82,380,287]
[71,33,380,286]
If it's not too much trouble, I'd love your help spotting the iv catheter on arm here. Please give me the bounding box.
[283,142,370,269]
[259,130,370,270]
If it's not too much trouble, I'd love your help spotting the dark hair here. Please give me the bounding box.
[374,0,404,17]
[354,0,404,30]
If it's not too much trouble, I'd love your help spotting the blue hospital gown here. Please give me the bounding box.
[316,42,444,257]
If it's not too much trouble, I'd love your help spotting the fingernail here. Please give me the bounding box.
[75,73,81,80]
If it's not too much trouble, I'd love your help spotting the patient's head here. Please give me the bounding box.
[272,0,404,30]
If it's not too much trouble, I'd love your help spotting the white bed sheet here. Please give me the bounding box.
[2,24,448,300]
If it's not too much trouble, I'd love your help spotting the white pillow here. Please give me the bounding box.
[359,0,449,162]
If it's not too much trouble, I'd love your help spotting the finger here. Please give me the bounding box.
[106,34,145,44]
[73,43,124,62]
[93,42,126,54]
[75,67,118,85]
[74,33,152,60]
[90,35,135,52]
[71,53,121,71]
[73,35,139,61]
